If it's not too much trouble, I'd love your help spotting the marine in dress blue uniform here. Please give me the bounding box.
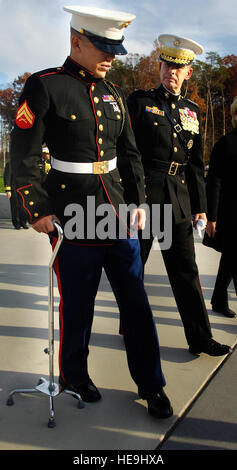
[127,34,231,356]
[10,6,172,418]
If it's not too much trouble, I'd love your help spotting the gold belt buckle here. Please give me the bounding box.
[93,161,109,174]
[168,161,179,176]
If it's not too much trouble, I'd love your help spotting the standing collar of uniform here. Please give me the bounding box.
[63,56,102,84]
[157,83,182,102]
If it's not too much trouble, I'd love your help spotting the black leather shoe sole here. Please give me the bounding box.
[59,377,101,402]
[189,339,231,356]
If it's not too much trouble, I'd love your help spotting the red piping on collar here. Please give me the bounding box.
[66,56,94,76]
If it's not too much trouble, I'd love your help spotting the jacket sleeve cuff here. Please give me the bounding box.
[16,184,53,223]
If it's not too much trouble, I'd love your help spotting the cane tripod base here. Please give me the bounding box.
[6,376,85,428]
[6,223,80,428]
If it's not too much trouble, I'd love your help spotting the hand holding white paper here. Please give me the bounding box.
[196,219,207,238]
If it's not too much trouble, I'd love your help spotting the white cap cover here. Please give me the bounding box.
[64,5,135,40]
[158,34,203,66]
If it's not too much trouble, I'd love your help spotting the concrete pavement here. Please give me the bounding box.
[159,349,237,450]
[0,209,236,451]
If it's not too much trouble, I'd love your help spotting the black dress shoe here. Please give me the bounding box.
[189,338,231,356]
[21,223,29,229]
[59,377,101,402]
[14,224,21,230]
[212,304,236,318]
[138,388,173,419]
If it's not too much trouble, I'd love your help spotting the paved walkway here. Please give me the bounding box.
[0,214,236,452]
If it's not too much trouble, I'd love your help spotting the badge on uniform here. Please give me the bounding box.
[145,106,165,116]
[102,95,116,103]
[15,100,35,129]
[179,108,199,133]
[102,95,120,113]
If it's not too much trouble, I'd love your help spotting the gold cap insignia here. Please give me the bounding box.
[119,21,131,29]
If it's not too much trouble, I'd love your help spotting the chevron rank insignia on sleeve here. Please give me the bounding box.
[16,100,35,129]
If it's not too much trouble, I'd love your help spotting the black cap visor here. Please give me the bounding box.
[83,29,127,55]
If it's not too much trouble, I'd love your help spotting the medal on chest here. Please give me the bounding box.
[179,108,199,133]
[102,95,120,113]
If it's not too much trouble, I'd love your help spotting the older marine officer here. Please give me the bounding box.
[10,6,172,419]
[127,34,231,357]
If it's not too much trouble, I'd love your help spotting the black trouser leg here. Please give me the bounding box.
[138,220,212,346]
[211,253,232,308]
[221,230,237,295]
[10,191,20,227]
[160,220,212,345]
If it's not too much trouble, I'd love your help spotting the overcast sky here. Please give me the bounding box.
[1,0,237,87]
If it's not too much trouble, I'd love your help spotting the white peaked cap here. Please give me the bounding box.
[158,34,203,66]
[63,5,136,40]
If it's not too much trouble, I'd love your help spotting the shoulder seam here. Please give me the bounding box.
[39,67,64,78]
[184,97,199,107]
